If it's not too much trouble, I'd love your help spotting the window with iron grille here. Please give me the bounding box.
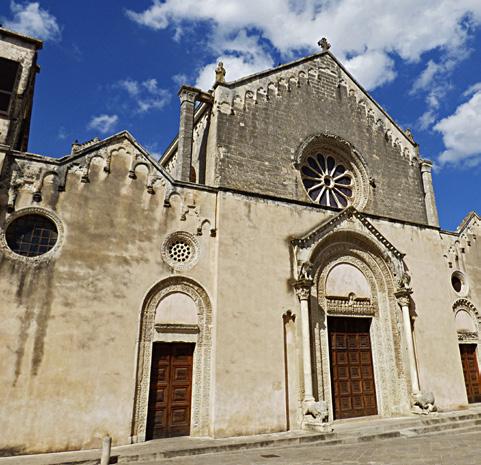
[0,57,20,115]
[5,214,58,257]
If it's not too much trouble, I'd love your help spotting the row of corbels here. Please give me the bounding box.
[215,60,418,164]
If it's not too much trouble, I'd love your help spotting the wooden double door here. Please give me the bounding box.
[328,317,378,419]
[459,344,481,403]
[146,342,194,439]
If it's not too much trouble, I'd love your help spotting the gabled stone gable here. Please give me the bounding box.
[208,52,428,225]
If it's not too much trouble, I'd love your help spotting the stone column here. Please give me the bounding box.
[294,278,315,403]
[420,159,439,228]
[176,86,197,182]
[396,290,420,393]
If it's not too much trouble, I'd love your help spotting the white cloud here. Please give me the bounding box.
[434,85,481,166]
[117,78,171,113]
[87,114,119,134]
[126,0,481,91]
[412,54,466,130]
[3,1,61,41]
[344,51,396,90]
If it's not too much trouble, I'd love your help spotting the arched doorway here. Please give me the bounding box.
[131,277,213,442]
[310,232,412,421]
[454,300,481,403]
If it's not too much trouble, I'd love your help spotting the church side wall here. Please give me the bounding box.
[0,144,217,454]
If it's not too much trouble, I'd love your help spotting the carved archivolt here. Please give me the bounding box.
[131,276,213,441]
[307,229,410,419]
[453,299,480,343]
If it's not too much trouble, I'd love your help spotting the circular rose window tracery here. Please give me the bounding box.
[301,153,353,208]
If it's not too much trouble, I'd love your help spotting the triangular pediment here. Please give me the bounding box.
[292,206,404,260]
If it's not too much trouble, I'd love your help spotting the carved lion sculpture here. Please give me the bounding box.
[304,400,329,422]
[412,391,436,414]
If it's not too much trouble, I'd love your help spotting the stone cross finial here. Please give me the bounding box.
[215,62,226,83]
[318,37,331,51]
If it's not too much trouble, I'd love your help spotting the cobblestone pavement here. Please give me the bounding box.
[141,430,481,465]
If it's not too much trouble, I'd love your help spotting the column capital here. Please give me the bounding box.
[395,288,413,307]
[293,278,313,301]
[420,158,433,174]
[178,85,198,104]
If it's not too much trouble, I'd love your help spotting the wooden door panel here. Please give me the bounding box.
[329,317,378,420]
[460,344,481,403]
[146,343,194,439]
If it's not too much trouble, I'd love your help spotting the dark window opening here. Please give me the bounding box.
[5,214,58,257]
[451,275,462,293]
[0,57,20,114]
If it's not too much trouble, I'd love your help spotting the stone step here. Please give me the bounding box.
[5,408,481,465]
[401,417,481,437]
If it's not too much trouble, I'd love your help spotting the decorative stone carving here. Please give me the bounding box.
[395,288,412,308]
[161,231,200,271]
[282,310,296,324]
[457,331,478,343]
[215,62,226,83]
[294,278,313,301]
[304,400,329,422]
[412,391,437,414]
[318,37,331,51]
[294,134,370,211]
[326,296,375,316]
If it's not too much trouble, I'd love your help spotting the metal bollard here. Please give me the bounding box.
[100,435,111,465]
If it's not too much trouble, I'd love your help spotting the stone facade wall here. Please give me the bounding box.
[0,137,217,453]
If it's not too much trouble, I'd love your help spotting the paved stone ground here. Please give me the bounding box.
[140,430,481,465]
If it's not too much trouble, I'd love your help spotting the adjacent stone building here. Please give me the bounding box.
[1,28,480,455]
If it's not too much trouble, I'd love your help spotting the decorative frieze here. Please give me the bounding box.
[326,296,375,316]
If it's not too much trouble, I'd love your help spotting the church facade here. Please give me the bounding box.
[1,28,481,455]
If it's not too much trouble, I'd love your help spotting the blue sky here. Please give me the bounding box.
[1,1,481,231]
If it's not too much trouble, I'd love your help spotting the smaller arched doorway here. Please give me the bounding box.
[131,277,212,442]
[147,292,199,439]
[454,300,481,403]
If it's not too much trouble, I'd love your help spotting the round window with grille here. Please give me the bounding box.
[5,214,58,257]
[161,231,199,270]
[301,153,354,208]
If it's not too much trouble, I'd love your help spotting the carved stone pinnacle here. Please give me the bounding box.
[318,37,331,51]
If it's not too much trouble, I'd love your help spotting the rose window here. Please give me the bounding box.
[169,240,192,263]
[161,231,199,271]
[301,153,353,208]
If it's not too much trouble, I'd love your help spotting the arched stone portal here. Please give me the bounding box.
[290,209,427,426]
[311,232,410,421]
[131,277,212,442]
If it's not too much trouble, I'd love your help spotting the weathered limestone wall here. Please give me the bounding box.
[373,219,469,408]
[211,54,427,225]
[0,139,217,454]
[212,192,468,438]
